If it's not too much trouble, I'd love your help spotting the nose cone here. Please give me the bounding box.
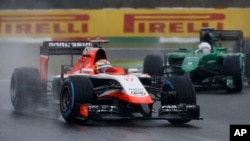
[181,56,200,72]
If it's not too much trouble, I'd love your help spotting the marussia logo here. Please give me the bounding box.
[0,14,89,35]
[123,13,225,33]
[48,42,93,47]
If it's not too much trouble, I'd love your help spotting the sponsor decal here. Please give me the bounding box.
[187,62,193,65]
[129,88,146,96]
[124,13,225,33]
[130,91,146,96]
[0,14,89,35]
[47,42,93,47]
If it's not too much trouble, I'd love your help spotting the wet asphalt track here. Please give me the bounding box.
[1,44,250,141]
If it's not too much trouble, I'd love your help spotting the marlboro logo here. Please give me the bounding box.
[123,13,225,33]
[0,14,90,35]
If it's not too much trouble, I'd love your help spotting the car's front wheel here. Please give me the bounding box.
[60,76,95,123]
[161,76,197,124]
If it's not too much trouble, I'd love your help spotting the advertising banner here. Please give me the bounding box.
[0,9,250,39]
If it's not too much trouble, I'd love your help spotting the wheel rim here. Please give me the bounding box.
[61,86,72,112]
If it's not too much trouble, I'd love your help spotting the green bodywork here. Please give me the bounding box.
[166,47,244,73]
[164,46,244,91]
[147,28,248,92]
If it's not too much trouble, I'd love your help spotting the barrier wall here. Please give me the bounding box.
[0,9,250,40]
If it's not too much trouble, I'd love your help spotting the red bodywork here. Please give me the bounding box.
[69,48,101,74]
[40,44,153,105]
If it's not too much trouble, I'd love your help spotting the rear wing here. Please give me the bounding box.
[200,27,244,52]
[40,40,109,56]
[39,40,108,80]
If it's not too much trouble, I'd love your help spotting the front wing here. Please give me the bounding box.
[76,104,201,121]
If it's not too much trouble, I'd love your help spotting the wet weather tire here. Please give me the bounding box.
[161,76,196,124]
[223,56,242,93]
[143,54,163,76]
[60,76,94,123]
[244,40,250,84]
[10,67,42,111]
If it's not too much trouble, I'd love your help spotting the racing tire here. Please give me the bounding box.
[223,56,243,93]
[143,54,163,76]
[60,76,95,123]
[244,40,250,84]
[10,67,42,112]
[161,76,196,124]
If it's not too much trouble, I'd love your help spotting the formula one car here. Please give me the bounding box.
[143,27,250,93]
[10,40,201,124]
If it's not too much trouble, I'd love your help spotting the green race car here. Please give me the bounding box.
[143,27,250,93]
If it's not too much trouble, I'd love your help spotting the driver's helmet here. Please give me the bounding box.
[198,42,212,54]
[95,59,112,73]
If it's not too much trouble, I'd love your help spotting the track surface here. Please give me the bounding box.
[1,44,250,141]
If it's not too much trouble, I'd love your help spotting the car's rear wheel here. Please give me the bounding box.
[161,76,197,124]
[244,40,250,84]
[60,76,95,123]
[223,56,243,93]
[10,67,42,112]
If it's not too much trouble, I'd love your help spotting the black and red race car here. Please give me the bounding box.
[10,40,201,124]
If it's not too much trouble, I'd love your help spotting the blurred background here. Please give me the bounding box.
[0,0,249,79]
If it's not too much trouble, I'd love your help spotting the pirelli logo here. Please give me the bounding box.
[0,14,89,35]
[123,13,225,33]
